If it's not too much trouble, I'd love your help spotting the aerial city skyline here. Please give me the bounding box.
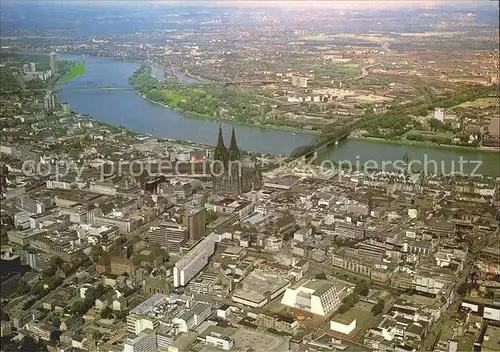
[0,1,498,351]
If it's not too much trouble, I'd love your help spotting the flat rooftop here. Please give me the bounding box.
[199,327,289,352]
[483,325,500,352]
[223,246,245,256]
[129,293,166,315]
[244,213,267,225]
[302,279,335,296]
[232,269,290,305]
[331,308,370,327]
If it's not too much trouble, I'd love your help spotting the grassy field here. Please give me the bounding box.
[393,31,464,37]
[302,33,393,43]
[457,97,499,108]
[301,33,330,41]
[159,89,190,107]
[330,33,393,43]
[57,62,87,84]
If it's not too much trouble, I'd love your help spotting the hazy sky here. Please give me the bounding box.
[2,0,497,12]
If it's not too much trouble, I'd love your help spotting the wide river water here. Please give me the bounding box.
[55,53,499,176]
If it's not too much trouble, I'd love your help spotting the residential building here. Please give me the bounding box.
[173,232,217,287]
[334,222,365,239]
[110,256,136,276]
[256,313,300,335]
[49,52,58,74]
[292,75,308,88]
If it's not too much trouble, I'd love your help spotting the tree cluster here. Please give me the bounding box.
[70,284,107,315]
[371,299,385,315]
[353,281,370,296]
[338,293,360,314]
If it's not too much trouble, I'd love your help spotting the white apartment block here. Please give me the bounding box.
[173,232,218,287]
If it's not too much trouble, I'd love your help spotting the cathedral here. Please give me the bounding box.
[212,126,262,196]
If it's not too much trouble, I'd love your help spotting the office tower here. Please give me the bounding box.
[29,62,36,72]
[22,64,29,74]
[183,207,206,241]
[49,52,58,75]
[147,222,188,252]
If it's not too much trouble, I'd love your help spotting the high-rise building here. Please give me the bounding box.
[147,222,188,252]
[183,207,206,242]
[434,107,445,122]
[173,232,218,287]
[49,52,58,75]
[29,62,36,72]
[212,126,262,196]
[22,64,30,74]
[43,92,56,111]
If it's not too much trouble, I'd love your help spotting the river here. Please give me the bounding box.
[55,54,314,156]
[53,53,499,176]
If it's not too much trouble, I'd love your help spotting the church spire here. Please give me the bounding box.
[227,125,240,161]
[214,124,227,163]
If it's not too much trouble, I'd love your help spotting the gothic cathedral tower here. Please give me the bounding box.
[212,126,261,196]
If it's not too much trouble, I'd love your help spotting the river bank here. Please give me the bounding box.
[138,92,321,136]
[53,53,499,173]
[349,135,500,153]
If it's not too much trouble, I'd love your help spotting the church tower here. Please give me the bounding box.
[227,126,240,162]
[212,126,261,196]
[214,124,227,166]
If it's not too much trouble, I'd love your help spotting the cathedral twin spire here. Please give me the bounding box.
[214,125,240,164]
